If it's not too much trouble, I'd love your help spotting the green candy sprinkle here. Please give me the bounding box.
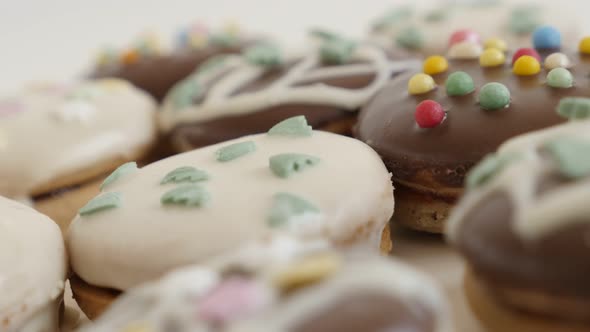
[309,28,341,42]
[216,141,256,162]
[466,153,519,189]
[161,184,210,207]
[509,5,541,34]
[320,39,356,65]
[445,71,475,96]
[556,97,590,120]
[269,153,321,178]
[169,78,201,109]
[478,82,511,110]
[209,33,238,47]
[100,162,138,191]
[161,166,209,185]
[267,116,313,137]
[372,6,414,30]
[197,55,229,75]
[79,192,122,216]
[546,68,573,89]
[545,138,590,179]
[424,8,450,22]
[268,192,320,227]
[396,26,424,50]
[243,44,282,67]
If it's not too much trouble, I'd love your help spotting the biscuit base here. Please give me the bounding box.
[464,269,590,332]
[392,184,457,234]
[33,147,153,233]
[71,223,392,320]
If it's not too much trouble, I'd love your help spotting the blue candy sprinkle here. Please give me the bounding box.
[532,26,561,50]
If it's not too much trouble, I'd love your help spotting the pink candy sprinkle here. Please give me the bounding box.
[449,29,481,47]
[0,100,24,117]
[197,277,271,323]
[511,48,541,65]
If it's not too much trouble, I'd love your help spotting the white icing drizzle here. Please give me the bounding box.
[79,239,452,332]
[68,131,394,291]
[447,120,590,241]
[0,79,157,199]
[0,196,67,332]
[159,44,420,132]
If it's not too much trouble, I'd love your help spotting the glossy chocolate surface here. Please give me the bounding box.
[356,52,590,188]
[91,45,244,101]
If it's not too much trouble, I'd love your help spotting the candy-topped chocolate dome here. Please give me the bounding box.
[356,28,590,232]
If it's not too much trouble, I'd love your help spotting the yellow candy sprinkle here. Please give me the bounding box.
[579,36,590,54]
[189,34,208,48]
[272,253,342,292]
[408,73,436,95]
[423,55,449,75]
[544,52,572,70]
[479,48,506,67]
[512,55,541,76]
[224,20,241,36]
[483,38,507,52]
[121,50,140,65]
[97,78,130,91]
[121,322,151,332]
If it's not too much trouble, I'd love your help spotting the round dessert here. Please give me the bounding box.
[0,79,157,231]
[68,116,395,318]
[0,196,67,332]
[75,237,452,331]
[355,29,590,233]
[370,0,583,55]
[90,24,257,101]
[158,31,420,152]
[447,117,590,331]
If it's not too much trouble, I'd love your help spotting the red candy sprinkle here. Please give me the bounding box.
[415,100,445,128]
[449,30,481,47]
[512,48,541,65]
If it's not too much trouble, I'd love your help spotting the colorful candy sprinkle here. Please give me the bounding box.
[272,253,342,292]
[79,192,122,216]
[478,82,510,110]
[546,68,573,88]
[408,73,436,95]
[513,55,541,76]
[512,48,541,65]
[269,153,320,179]
[483,38,507,52]
[479,48,506,67]
[422,55,448,75]
[545,138,590,179]
[243,44,282,67]
[449,29,481,47]
[121,49,140,65]
[268,192,320,228]
[161,184,210,207]
[445,71,475,96]
[544,52,571,70]
[579,37,590,55]
[216,141,256,162]
[447,41,482,59]
[267,116,313,137]
[396,26,424,50]
[466,153,519,188]
[415,100,445,128]
[160,166,210,185]
[101,162,138,190]
[198,277,272,323]
[556,97,590,120]
[532,26,561,50]
[320,39,356,64]
[0,99,24,117]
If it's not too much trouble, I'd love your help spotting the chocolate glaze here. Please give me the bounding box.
[292,292,436,332]
[91,45,245,101]
[457,190,590,299]
[169,60,384,150]
[356,52,590,188]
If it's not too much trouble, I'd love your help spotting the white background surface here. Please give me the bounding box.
[0,0,587,94]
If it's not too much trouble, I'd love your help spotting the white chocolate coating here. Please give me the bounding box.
[0,196,67,332]
[447,120,590,241]
[158,44,420,132]
[78,240,451,332]
[0,79,157,199]
[370,0,583,55]
[68,130,394,290]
